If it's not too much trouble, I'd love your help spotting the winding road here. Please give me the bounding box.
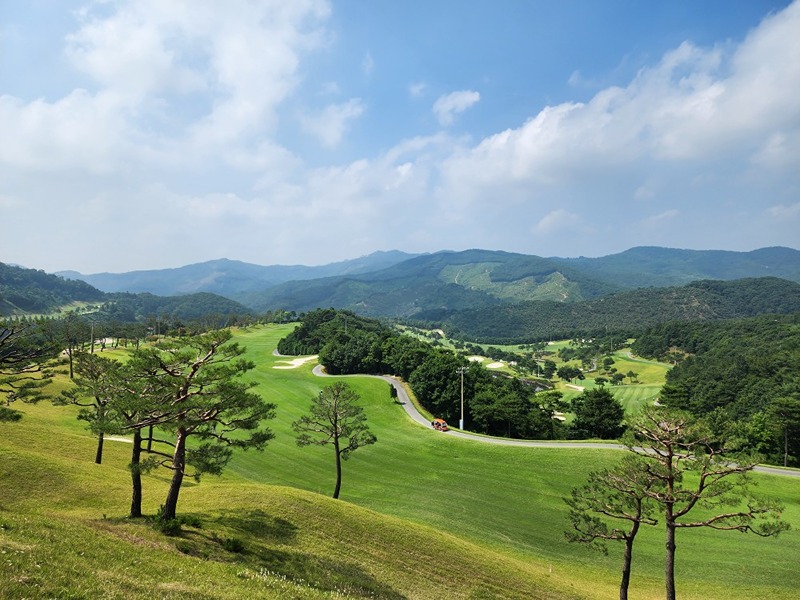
[312,364,800,478]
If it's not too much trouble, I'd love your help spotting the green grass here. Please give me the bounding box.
[229,325,800,599]
[2,323,798,599]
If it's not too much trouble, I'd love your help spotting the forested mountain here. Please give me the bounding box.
[1,262,104,314]
[558,246,800,289]
[10,246,800,334]
[238,246,800,316]
[439,277,800,343]
[99,292,253,323]
[58,251,418,297]
[244,249,621,315]
[50,247,800,317]
[0,262,251,322]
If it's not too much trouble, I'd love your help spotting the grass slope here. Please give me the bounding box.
[2,323,798,599]
[1,402,573,600]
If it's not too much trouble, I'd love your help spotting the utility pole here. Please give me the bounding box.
[457,366,467,430]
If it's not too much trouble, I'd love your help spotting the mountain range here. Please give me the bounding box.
[57,246,800,316]
[4,245,800,342]
[56,250,417,297]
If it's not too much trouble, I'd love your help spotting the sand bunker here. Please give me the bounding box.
[273,355,318,369]
[486,362,504,369]
[468,355,485,362]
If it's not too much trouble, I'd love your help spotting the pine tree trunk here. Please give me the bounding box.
[665,518,677,600]
[95,431,104,465]
[333,437,342,499]
[162,428,187,521]
[620,524,638,600]
[129,429,143,518]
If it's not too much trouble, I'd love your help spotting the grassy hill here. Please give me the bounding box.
[0,412,571,599]
[2,324,799,599]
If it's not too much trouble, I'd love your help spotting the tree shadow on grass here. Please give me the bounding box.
[101,509,406,598]
[197,509,407,599]
[213,509,298,544]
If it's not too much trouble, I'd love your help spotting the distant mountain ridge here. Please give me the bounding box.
[559,246,800,288]
[236,246,800,316]
[0,262,251,320]
[56,251,419,297]
[51,246,800,317]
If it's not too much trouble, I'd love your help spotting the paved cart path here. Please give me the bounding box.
[311,364,800,478]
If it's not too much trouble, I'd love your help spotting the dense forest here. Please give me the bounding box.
[278,308,624,440]
[437,277,800,343]
[633,313,800,466]
[1,262,104,314]
[280,307,800,461]
[99,292,252,323]
[0,262,252,323]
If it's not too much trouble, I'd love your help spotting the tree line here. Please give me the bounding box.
[632,312,800,466]
[279,308,627,440]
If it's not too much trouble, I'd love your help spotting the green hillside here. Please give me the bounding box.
[557,246,800,289]
[0,262,252,322]
[0,262,104,315]
[3,324,797,599]
[0,412,572,599]
[442,277,800,343]
[237,247,800,317]
[243,250,618,315]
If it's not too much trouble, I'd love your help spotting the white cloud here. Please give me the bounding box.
[435,2,800,220]
[433,90,480,126]
[641,209,680,228]
[1,0,331,174]
[409,82,427,98]
[0,89,133,172]
[299,98,365,147]
[533,209,580,234]
[362,52,374,75]
[767,203,800,219]
[2,1,799,272]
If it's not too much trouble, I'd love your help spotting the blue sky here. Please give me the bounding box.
[1,0,798,273]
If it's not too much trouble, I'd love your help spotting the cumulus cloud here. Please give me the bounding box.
[2,0,799,272]
[435,2,800,229]
[299,98,366,147]
[433,90,480,125]
[2,0,331,173]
